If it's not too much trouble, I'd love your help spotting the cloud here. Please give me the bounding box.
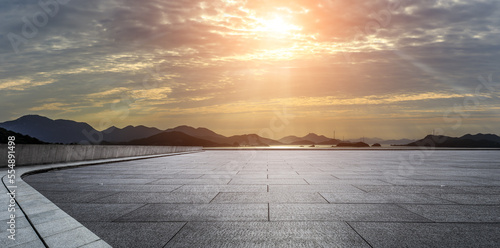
[0,0,499,137]
[0,78,54,90]
[29,102,68,111]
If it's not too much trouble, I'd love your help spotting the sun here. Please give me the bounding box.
[255,15,301,35]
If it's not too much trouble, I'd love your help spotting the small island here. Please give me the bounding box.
[336,142,370,147]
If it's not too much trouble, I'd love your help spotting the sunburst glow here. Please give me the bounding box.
[256,16,302,35]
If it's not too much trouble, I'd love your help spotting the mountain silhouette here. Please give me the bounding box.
[317,139,342,145]
[337,142,370,147]
[0,127,46,144]
[289,139,316,145]
[279,133,331,144]
[123,131,227,147]
[405,134,500,148]
[350,137,415,145]
[459,133,500,143]
[102,125,163,143]
[225,134,279,147]
[0,115,284,147]
[303,133,331,143]
[165,125,228,143]
[0,115,98,144]
[3,115,499,148]
[278,135,302,144]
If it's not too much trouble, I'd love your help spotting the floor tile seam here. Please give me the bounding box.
[208,192,222,204]
[67,202,500,206]
[422,193,465,205]
[345,221,374,248]
[108,203,149,222]
[350,185,369,193]
[76,239,106,248]
[162,222,188,248]
[397,203,500,206]
[85,192,123,203]
[393,203,436,223]
[108,220,440,223]
[347,220,500,225]
[317,192,331,203]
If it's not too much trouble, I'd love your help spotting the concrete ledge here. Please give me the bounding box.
[1,150,203,248]
[0,145,202,167]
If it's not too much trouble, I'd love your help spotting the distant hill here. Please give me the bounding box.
[0,127,46,144]
[165,126,280,146]
[279,133,331,144]
[124,131,227,147]
[405,134,500,148]
[102,125,163,143]
[317,139,342,145]
[0,115,98,144]
[279,135,302,144]
[337,142,370,147]
[117,131,277,147]
[225,134,280,147]
[165,125,228,144]
[0,115,284,147]
[350,137,415,145]
[459,133,500,143]
[289,139,316,145]
[302,133,331,143]
[381,138,416,145]
[4,115,496,148]
[279,134,412,145]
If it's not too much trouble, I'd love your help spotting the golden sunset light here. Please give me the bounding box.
[1,0,499,140]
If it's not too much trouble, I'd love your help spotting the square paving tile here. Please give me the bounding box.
[55,203,144,222]
[269,185,364,193]
[349,222,500,248]
[81,222,186,248]
[92,192,217,204]
[430,193,500,205]
[150,178,231,185]
[270,203,430,222]
[320,193,451,204]
[166,221,370,247]
[116,203,268,221]
[172,185,267,193]
[399,204,500,222]
[211,192,328,203]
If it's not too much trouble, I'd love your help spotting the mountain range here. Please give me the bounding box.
[1,115,497,148]
[0,127,46,144]
[0,115,289,146]
[405,134,500,148]
[102,125,163,143]
[279,133,339,145]
[0,115,97,144]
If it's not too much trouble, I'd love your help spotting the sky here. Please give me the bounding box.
[1,0,499,140]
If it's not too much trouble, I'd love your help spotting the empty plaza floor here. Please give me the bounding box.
[24,150,500,247]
